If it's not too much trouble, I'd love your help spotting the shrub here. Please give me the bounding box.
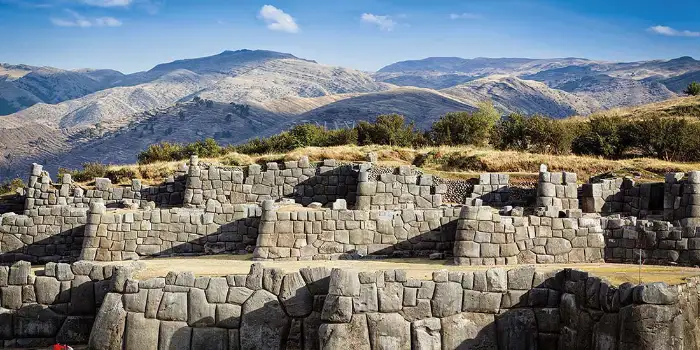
[0,178,25,196]
[59,162,109,182]
[137,138,230,164]
[105,168,138,184]
[357,114,426,147]
[684,82,700,96]
[430,101,500,146]
[628,117,700,161]
[493,114,577,154]
[572,116,632,158]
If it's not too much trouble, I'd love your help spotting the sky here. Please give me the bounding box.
[1,0,700,73]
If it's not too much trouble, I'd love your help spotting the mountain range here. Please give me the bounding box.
[1,49,700,178]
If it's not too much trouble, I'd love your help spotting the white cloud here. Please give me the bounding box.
[449,13,481,20]
[82,0,132,7]
[361,13,396,31]
[648,25,700,37]
[258,5,299,33]
[51,9,122,27]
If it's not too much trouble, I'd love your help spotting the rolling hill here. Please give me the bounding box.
[2,50,700,179]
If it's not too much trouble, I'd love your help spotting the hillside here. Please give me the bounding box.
[441,75,599,117]
[2,50,700,180]
[0,64,124,115]
[376,56,700,111]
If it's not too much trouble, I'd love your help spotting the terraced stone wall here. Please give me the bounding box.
[25,164,188,212]
[453,205,606,265]
[466,173,511,207]
[0,260,118,348]
[581,178,656,216]
[252,201,461,261]
[603,215,700,265]
[79,202,261,262]
[0,206,87,263]
[89,264,700,350]
[183,157,360,209]
[355,166,445,210]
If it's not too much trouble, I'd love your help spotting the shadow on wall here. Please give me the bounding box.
[0,261,116,348]
[0,224,86,264]
[88,265,700,350]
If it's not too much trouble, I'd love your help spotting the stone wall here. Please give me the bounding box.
[582,177,660,217]
[356,166,445,210]
[0,206,87,263]
[79,202,261,262]
[0,260,119,348]
[467,173,511,207]
[536,166,579,215]
[25,163,187,212]
[183,157,359,209]
[664,171,700,222]
[453,205,605,265]
[603,216,700,265]
[88,264,700,350]
[253,201,460,261]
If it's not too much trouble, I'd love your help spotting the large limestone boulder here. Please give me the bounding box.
[240,289,290,350]
[441,312,497,350]
[319,314,371,350]
[279,272,313,317]
[619,304,683,350]
[88,293,127,350]
[495,308,537,350]
[412,318,441,350]
[158,321,191,350]
[366,313,410,350]
[124,312,159,350]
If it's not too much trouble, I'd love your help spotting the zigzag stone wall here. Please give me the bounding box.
[0,260,130,348]
[87,264,700,350]
[0,206,88,263]
[355,166,445,210]
[253,201,461,261]
[453,205,605,265]
[183,157,360,208]
[25,163,187,212]
[79,202,261,261]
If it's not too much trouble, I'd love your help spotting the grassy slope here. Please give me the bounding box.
[105,144,700,187]
[73,95,700,186]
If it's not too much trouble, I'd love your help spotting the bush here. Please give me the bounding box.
[105,168,138,184]
[492,114,576,154]
[684,82,700,96]
[0,178,25,196]
[430,101,499,146]
[628,117,700,161]
[572,116,632,158]
[137,138,230,164]
[59,162,109,182]
[357,114,426,147]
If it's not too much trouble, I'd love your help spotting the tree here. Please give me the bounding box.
[684,82,700,96]
[193,96,202,103]
[225,113,233,122]
[430,101,500,146]
[356,114,425,147]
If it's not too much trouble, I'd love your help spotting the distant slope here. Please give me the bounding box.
[662,70,700,93]
[555,75,676,109]
[0,64,124,115]
[441,75,599,117]
[287,87,477,129]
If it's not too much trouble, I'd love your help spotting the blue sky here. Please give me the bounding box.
[1,0,699,73]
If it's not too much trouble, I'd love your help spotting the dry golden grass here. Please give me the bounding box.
[100,144,700,185]
[123,255,700,286]
[571,95,700,121]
